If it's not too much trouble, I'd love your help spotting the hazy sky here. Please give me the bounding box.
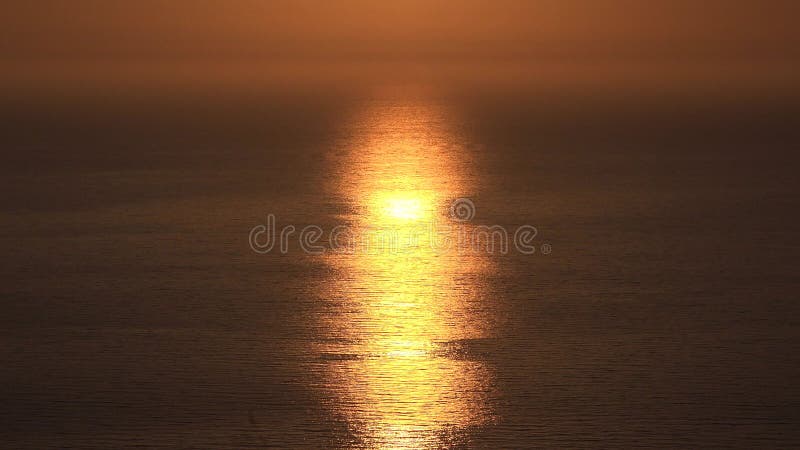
[2,0,798,60]
[1,0,797,93]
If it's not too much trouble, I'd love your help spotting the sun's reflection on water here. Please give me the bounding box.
[319,102,495,448]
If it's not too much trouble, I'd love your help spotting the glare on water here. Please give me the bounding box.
[316,103,496,448]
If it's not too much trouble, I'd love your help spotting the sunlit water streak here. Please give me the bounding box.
[314,102,497,448]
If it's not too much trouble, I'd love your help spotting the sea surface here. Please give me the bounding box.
[1,86,799,447]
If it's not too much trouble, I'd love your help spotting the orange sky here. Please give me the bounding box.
[1,1,797,93]
[2,0,798,60]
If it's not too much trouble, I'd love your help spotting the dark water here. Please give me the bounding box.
[1,87,799,447]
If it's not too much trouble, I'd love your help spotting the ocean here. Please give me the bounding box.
[1,85,799,447]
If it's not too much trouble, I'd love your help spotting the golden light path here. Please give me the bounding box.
[318,102,495,448]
